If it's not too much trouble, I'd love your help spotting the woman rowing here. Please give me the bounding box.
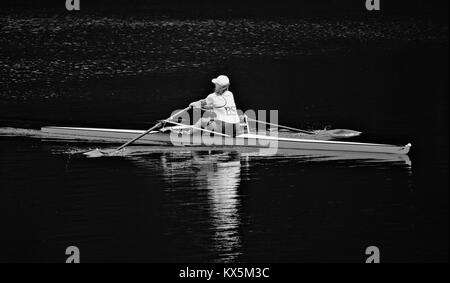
[188,75,241,137]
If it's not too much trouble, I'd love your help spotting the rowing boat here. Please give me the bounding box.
[40,126,411,155]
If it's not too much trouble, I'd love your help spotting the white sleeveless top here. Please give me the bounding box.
[205,91,240,124]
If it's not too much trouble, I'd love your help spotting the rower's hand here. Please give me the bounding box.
[189,101,201,109]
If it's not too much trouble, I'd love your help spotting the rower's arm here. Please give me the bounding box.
[190,99,213,110]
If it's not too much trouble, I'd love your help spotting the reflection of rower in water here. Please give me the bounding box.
[188,75,241,137]
[158,150,242,260]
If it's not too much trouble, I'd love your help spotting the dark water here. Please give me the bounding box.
[0,14,448,262]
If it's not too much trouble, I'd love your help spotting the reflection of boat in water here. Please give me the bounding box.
[120,146,410,261]
[103,145,412,166]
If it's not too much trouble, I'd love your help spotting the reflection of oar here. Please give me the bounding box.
[246,118,361,139]
[84,107,190,157]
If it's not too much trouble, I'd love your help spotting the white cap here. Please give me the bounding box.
[211,75,230,86]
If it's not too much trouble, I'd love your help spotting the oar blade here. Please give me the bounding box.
[83,148,122,158]
[314,129,362,139]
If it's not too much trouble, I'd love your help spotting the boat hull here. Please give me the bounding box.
[40,126,411,155]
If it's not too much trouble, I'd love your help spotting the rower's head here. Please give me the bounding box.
[212,75,230,95]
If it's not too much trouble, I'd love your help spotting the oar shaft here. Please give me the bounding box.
[246,117,314,135]
[195,106,314,134]
[116,107,190,151]
[163,120,230,137]
[116,123,160,151]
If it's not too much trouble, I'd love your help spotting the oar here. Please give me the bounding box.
[246,117,361,139]
[247,117,314,134]
[196,107,360,138]
[84,107,190,157]
[163,120,230,137]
